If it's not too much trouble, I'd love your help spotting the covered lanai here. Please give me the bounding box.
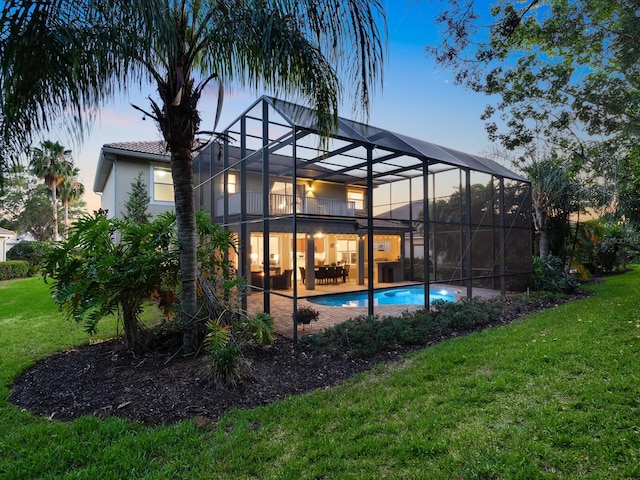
[193,96,532,339]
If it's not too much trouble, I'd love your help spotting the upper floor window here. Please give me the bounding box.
[271,181,292,195]
[347,189,364,210]
[153,166,174,202]
[227,173,237,194]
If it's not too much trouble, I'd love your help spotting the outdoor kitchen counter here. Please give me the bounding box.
[377,261,402,283]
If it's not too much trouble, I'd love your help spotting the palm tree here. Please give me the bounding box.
[522,155,577,259]
[29,140,73,241]
[57,166,85,239]
[0,0,386,353]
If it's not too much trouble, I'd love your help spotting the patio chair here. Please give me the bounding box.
[342,264,351,283]
[299,266,306,284]
[317,266,329,284]
[328,265,340,283]
[272,269,292,290]
[250,271,264,289]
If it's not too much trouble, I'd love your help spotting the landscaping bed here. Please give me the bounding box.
[10,290,592,426]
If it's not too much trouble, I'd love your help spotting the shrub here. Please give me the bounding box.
[0,260,30,280]
[6,241,50,275]
[239,311,276,346]
[43,211,180,354]
[310,315,388,357]
[312,311,442,358]
[311,296,511,359]
[204,310,275,386]
[295,306,319,327]
[204,342,245,387]
[532,255,579,293]
[430,297,503,334]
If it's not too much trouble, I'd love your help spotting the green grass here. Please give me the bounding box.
[1,272,640,478]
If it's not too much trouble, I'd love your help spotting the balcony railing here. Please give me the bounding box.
[216,192,356,217]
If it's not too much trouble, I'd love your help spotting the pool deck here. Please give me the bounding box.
[245,278,504,339]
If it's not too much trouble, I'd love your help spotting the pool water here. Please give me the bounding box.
[308,286,456,307]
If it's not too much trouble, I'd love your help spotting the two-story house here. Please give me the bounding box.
[95,96,532,339]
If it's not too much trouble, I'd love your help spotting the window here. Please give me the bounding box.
[227,173,237,194]
[348,189,364,210]
[271,181,292,194]
[336,239,357,264]
[153,166,174,202]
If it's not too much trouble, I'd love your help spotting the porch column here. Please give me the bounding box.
[305,235,315,290]
[357,233,365,285]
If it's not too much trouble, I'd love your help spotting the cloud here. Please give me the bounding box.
[200,84,248,101]
[97,107,142,127]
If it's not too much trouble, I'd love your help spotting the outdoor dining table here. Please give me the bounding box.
[314,265,346,284]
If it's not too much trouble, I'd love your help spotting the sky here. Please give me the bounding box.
[58,1,499,212]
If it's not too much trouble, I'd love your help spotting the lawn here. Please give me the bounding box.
[1,272,639,479]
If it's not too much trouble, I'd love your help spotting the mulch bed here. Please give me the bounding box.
[9,336,409,426]
[9,290,593,426]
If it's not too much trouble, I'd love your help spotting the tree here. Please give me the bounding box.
[29,140,73,241]
[0,164,38,230]
[428,0,640,225]
[522,155,577,258]
[16,184,56,241]
[44,211,181,353]
[615,145,640,229]
[0,0,386,353]
[122,171,151,224]
[57,166,85,239]
[44,208,251,359]
[429,0,639,153]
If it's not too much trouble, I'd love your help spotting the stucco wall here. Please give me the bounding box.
[103,156,174,220]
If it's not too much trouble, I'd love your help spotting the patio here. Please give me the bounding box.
[246,276,504,338]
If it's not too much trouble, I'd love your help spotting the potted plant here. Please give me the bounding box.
[295,305,319,331]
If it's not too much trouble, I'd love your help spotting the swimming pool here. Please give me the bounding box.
[308,286,457,307]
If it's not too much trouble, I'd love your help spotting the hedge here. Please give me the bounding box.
[0,261,30,280]
[6,241,50,275]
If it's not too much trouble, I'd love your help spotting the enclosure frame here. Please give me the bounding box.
[193,96,532,340]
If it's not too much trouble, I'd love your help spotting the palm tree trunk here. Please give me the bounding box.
[539,230,550,259]
[49,181,60,241]
[170,147,199,354]
[63,201,70,240]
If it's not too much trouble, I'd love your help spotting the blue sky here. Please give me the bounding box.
[67,0,499,212]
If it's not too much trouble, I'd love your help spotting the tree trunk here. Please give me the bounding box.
[63,201,69,240]
[49,180,60,241]
[539,230,550,259]
[122,298,145,354]
[170,147,199,354]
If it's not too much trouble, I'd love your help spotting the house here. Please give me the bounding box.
[93,141,176,219]
[0,227,16,262]
[94,96,532,339]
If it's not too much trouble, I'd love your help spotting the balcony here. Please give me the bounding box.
[216,192,356,217]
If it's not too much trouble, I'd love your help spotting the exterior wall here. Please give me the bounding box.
[0,229,17,261]
[212,169,357,219]
[101,156,174,220]
[308,180,347,203]
[101,162,117,217]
